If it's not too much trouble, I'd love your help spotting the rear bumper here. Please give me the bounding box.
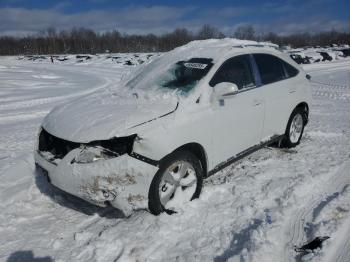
[34,149,159,216]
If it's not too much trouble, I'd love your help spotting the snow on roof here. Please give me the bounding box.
[170,38,279,62]
[177,38,278,50]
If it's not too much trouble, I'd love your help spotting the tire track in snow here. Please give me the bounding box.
[277,67,350,261]
[283,161,350,262]
[311,80,350,89]
[303,59,350,75]
[0,63,129,155]
[323,215,350,262]
[0,69,107,112]
[311,81,350,102]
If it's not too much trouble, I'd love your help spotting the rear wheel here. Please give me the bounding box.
[148,150,203,215]
[281,108,307,148]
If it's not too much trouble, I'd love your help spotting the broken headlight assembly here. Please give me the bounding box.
[72,146,119,164]
[72,134,137,164]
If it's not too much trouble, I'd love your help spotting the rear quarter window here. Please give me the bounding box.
[283,60,299,78]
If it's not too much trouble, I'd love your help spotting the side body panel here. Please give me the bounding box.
[133,50,311,173]
[132,87,265,171]
[251,51,312,139]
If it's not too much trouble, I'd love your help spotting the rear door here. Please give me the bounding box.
[252,53,299,139]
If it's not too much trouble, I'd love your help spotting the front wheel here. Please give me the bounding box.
[148,150,203,215]
[281,108,307,148]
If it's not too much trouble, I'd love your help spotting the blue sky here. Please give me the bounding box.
[0,0,349,36]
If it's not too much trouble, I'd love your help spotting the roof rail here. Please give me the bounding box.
[232,43,278,49]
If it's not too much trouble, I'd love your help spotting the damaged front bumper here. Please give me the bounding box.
[34,148,159,216]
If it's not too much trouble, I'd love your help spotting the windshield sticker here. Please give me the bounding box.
[184,63,208,69]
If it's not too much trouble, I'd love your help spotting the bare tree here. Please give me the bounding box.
[0,25,349,56]
[197,25,225,40]
[234,25,256,40]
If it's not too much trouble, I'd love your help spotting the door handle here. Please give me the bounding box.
[289,87,297,93]
[253,99,262,106]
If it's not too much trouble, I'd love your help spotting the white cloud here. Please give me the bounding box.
[0,5,349,37]
[0,6,195,36]
[254,16,350,36]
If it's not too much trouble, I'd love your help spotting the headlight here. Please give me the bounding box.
[35,127,43,151]
[72,146,119,164]
[72,134,137,164]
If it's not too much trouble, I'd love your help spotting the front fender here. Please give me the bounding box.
[131,116,212,170]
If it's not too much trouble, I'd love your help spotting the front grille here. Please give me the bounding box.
[38,129,136,161]
[38,129,80,159]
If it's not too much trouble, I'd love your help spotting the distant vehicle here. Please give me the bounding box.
[339,48,350,57]
[303,51,323,63]
[318,51,333,61]
[289,53,310,64]
[35,39,312,216]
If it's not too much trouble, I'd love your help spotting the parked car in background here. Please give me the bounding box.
[339,48,350,57]
[318,51,333,61]
[289,53,310,64]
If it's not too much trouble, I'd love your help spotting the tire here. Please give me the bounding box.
[148,150,203,215]
[281,108,307,148]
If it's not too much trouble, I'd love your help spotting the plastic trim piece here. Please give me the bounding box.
[208,135,284,176]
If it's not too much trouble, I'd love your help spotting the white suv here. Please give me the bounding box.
[35,39,312,216]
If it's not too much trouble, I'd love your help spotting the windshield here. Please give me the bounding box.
[126,57,214,95]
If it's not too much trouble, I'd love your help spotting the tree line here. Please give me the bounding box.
[0,25,349,55]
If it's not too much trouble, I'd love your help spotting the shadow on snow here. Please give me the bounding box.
[7,250,53,262]
[34,167,125,219]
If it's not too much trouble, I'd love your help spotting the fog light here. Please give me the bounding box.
[101,190,116,201]
[102,190,109,198]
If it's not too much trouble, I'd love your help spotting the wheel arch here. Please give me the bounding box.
[294,102,309,124]
[160,142,208,177]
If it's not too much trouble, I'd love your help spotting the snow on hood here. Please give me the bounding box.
[42,92,178,143]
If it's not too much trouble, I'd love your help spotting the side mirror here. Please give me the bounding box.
[213,82,239,99]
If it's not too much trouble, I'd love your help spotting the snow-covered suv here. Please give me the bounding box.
[35,39,312,216]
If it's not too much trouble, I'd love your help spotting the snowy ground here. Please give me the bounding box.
[0,56,349,262]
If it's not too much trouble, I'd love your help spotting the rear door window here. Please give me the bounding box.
[209,55,255,90]
[253,54,286,85]
[253,54,299,85]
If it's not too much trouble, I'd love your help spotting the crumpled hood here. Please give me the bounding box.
[42,92,178,143]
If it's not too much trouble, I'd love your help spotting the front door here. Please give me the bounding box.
[209,54,265,167]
